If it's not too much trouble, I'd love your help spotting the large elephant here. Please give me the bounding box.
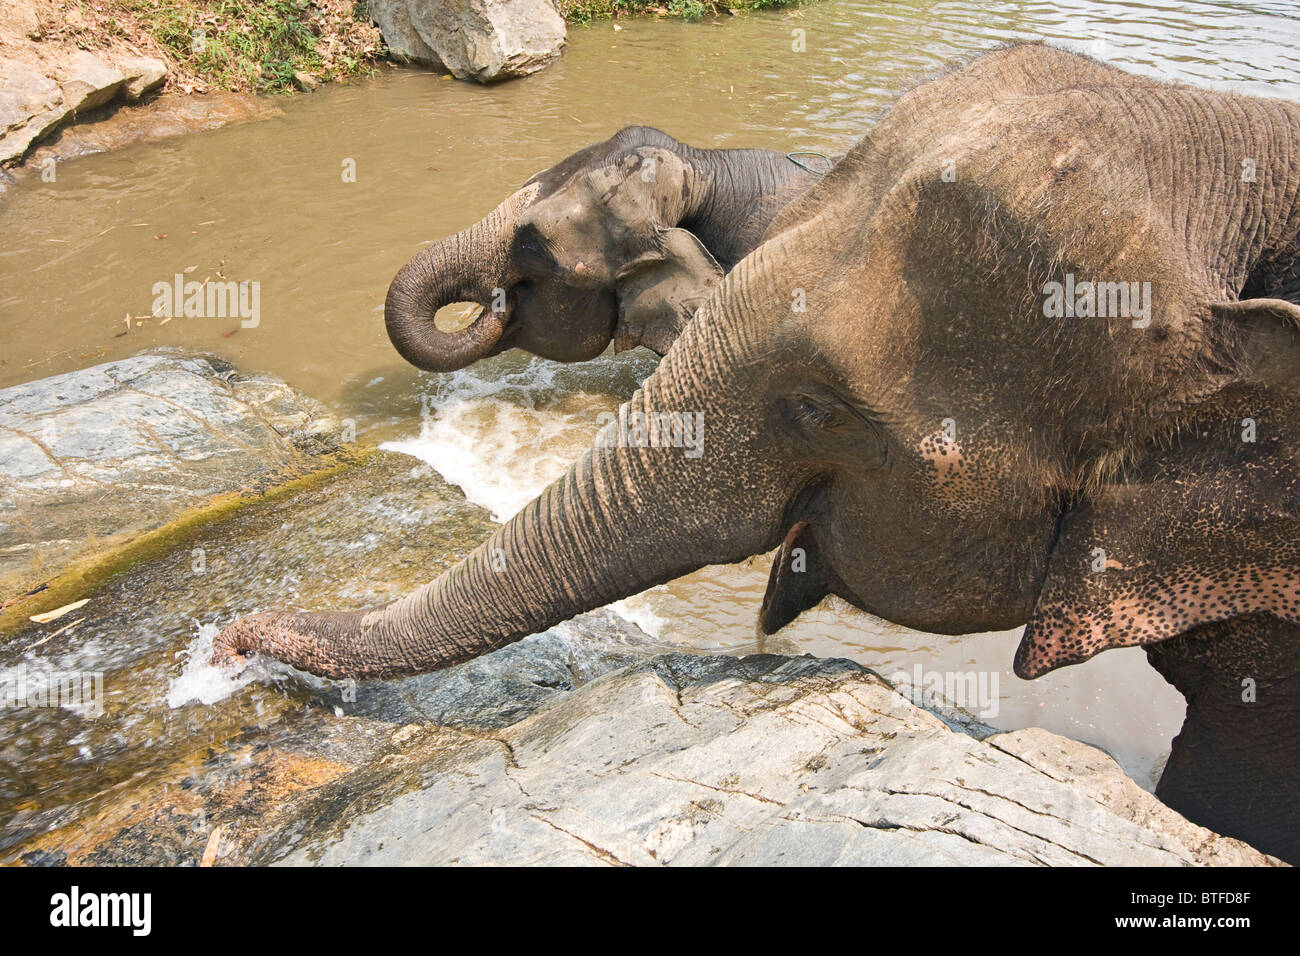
[384,126,827,370]
[218,46,1300,861]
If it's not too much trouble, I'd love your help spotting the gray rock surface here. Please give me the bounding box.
[368,0,566,82]
[0,58,64,164]
[0,350,340,595]
[57,50,125,115]
[238,653,1275,866]
[118,56,168,103]
[0,45,168,166]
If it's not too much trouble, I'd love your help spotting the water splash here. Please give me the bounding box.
[381,354,648,521]
[166,621,263,707]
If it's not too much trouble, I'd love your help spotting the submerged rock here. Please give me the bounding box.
[0,350,341,599]
[368,0,566,82]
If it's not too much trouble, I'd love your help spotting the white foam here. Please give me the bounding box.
[609,593,673,641]
[381,357,619,521]
[166,621,261,707]
[381,356,678,639]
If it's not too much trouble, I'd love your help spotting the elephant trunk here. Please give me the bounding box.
[214,331,785,679]
[384,188,535,373]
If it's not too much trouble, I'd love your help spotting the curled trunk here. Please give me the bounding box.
[384,189,534,373]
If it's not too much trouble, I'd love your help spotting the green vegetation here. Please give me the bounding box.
[70,0,803,95]
[108,0,384,93]
[559,0,802,26]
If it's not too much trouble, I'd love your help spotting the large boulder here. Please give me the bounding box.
[228,654,1274,866]
[368,0,566,82]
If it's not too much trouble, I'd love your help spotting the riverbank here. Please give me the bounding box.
[1,0,804,182]
[558,0,801,24]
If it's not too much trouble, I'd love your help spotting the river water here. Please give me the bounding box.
[3,0,1299,830]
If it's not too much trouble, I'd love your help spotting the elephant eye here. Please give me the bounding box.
[778,387,887,468]
[514,225,557,274]
[788,396,839,429]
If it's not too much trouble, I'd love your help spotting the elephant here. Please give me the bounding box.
[383,126,828,371]
[217,45,1300,862]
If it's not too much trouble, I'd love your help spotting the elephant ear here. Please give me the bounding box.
[1017,471,1300,679]
[1213,297,1300,389]
[1015,295,1300,679]
[614,228,723,354]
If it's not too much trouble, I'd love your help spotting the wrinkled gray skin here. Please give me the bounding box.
[219,46,1300,861]
[384,126,826,370]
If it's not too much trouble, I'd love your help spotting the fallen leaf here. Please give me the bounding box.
[30,598,90,624]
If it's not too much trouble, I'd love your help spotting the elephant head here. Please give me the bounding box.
[383,126,824,371]
[219,47,1300,859]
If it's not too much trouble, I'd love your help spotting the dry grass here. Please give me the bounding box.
[27,0,384,94]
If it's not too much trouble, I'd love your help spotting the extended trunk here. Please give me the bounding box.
[216,325,784,679]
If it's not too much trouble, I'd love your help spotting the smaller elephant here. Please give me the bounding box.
[384,126,829,371]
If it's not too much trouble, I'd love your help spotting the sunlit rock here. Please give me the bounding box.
[0,351,341,598]
[368,0,566,82]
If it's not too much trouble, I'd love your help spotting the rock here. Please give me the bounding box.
[291,71,319,93]
[118,56,168,103]
[20,92,280,171]
[229,654,1275,866]
[0,58,65,164]
[0,39,171,167]
[368,0,566,82]
[56,51,125,115]
[0,0,41,39]
[0,351,342,598]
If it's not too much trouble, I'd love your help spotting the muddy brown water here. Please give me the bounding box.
[3,0,1300,851]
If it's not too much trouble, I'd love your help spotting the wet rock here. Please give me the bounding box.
[0,350,341,597]
[235,654,1276,866]
[346,608,680,730]
[291,71,320,93]
[368,0,566,82]
[20,92,281,170]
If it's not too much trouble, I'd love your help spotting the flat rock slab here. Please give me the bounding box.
[0,350,339,596]
[233,654,1275,867]
[18,92,281,171]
